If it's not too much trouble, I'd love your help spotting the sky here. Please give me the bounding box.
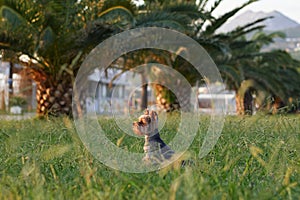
[210,0,300,23]
[134,0,300,23]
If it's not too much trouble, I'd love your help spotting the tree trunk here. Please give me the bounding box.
[36,80,73,117]
[154,83,191,112]
[154,84,178,112]
[272,96,284,114]
[140,74,148,111]
[236,93,244,115]
[177,84,192,112]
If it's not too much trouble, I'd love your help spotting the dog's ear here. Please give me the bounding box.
[149,110,158,121]
[146,116,151,123]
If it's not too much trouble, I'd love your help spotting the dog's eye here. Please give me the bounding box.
[138,121,143,126]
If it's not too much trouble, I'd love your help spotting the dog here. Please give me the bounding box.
[132,109,175,164]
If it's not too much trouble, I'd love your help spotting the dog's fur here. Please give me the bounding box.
[132,109,174,164]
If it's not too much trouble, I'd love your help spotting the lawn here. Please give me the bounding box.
[0,114,299,199]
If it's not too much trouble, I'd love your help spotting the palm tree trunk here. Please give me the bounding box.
[141,73,148,110]
[36,81,73,117]
[154,84,191,112]
[177,84,191,112]
[272,96,284,114]
[236,93,244,115]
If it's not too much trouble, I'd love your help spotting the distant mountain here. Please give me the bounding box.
[281,26,300,38]
[218,10,300,33]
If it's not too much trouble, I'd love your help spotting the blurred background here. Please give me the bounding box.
[0,0,299,117]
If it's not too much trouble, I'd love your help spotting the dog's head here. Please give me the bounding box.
[132,109,158,136]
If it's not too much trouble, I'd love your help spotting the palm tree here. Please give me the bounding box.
[3,0,297,116]
[213,27,300,114]
[112,0,265,112]
[0,0,135,116]
[115,0,300,114]
[105,0,207,112]
[137,0,261,112]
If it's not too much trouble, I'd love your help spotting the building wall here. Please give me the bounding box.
[0,62,36,112]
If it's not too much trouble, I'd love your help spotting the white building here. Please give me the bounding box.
[0,62,10,110]
[198,84,237,115]
[0,61,36,113]
[86,68,156,115]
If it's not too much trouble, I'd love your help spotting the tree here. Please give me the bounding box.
[111,0,266,112]
[117,0,300,114]
[0,0,135,116]
[3,0,297,116]
[137,0,261,112]
[212,27,300,114]
[105,0,207,112]
[1,0,209,114]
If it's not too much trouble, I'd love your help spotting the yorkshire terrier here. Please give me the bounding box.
[132,109,174,164]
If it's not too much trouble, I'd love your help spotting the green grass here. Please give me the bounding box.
[0,114,299,199]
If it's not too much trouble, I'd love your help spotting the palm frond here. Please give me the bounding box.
[223,17,272,40]
[0,5,27,28]
[0,6,36,54]
[162,2,207,21]
[203,0,259,36]
[197,0,210,11]
[102,0,136,15]
[229,40,254,50]
[0,0,39,23]
[208,0,222,13]
[244,68,285,99]
[218,64,241,89]
[136,12,191,32]
[62,21,116,63]
[36,26,56,57]
[98,6,135,28]
[197,37,231,61]
[251,32,286,47]
[230,17,271,33]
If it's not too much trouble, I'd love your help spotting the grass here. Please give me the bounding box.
[0,114,299,199]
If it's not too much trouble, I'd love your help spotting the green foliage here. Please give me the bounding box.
[0,115,299,199]
[9,96,27,106]
[136,11,191,32]
[1,0,299,115]
[102,0,137,14]
[0,0,130,84]
[211,24,300,106]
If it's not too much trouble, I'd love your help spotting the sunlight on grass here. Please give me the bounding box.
[0,114,299,199]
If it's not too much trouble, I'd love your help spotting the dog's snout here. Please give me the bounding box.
[133,121,139,126]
